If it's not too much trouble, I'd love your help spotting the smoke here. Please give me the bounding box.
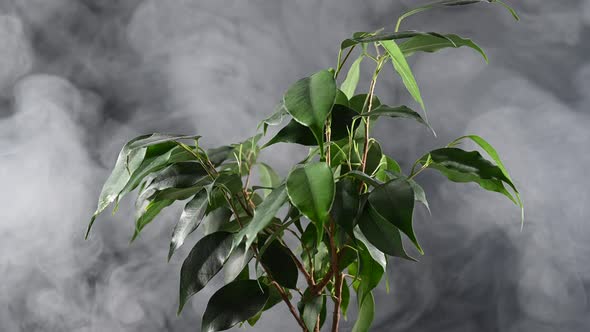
[0,0,588,331]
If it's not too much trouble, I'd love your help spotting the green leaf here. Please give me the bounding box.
[340,280,351,320]
[133,198,174,241]
[286,162,335,243]
[201,279,269,332]
[354,242,385,304]
[341,55,363,99]
[386,171,431,213]
[301,294,323,332]
[259,101,288,134]
[341,170,383,188]
[201,208,237,236]
[223,243,253,283]
[178,231,234,314]
[168,189,208,260]
[375,155,402,182]
[334,89,350,107]
[331,178,362,235]
[235,184,289,251]
[380,40,426,112]
[341,31,442,50]
[368,178,422,253]
[352,292,375,332]
[400,34,488,62]
[283,69,337,152]
[330,104,362,142]
[349,94,381,114]
[247,278,285,326]
[260,239,299,289]
[357,207,416,261]
[207,146,234,166]
[421,147,519,205]
[358,104,435,135]
[257,163,281,197]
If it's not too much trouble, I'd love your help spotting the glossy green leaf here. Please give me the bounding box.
[331,178,362,235]
[330,104,362,142]
[178,232,234,314]
[168,189,208,260]
[235,184,289,251]
[283,69,337,151]
[207,146,234,166]
[260,239,299,289]
[386,171,430,213]
[286,162,335,242]
[341,170,383,188]
[352,292,375,332]
[349,94,381,114]
[334,89,350,107]
[375,155,402,182]
[380,40,426,112]
[132,198,174,241]
[201,280,269,332]
[357,207,416,261]
[354,242,385,304]
[257,163,281,197]
[421,147,519,205]
[400,34,488,62]
[341,280,351,320]
[247,278,285,326]
[368,178,422,253]
[341,55,363,99]
[201,208,238,236]
[223,243,253,283]
[358,104,434,135]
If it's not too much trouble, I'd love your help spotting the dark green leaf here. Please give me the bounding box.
[331,104,361,142]
[286,162,335,243]
[260,239,299,289]
[368,178,422,253]
[341,280,351,320]
[223,243,253,283]
[132,198,173,241]
[380,40,426,112]
[386,171,430,213]
[341,31,442,50]
[301,294,323,332]
[400,34,488,62]
[178,232,234,314]
[283,69,337,150]
[358,104,434,135]
[349,94,381,114]
[331,178,361,235]
[357,207,416,261]
[341,55,363,99]
[201,208,238,235]
[341,170,383,188]
[168,189,208,260]
[235,184,289,251]
[354,242,385,305]
[207,146,234,166]
[201,280,269,332]
[334,89,350,107]
[352,292,375,332]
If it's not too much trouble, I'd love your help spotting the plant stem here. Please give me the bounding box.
[360,58,384,175]
[331,272,344,332]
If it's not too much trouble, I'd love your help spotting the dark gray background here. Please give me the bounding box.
[1,0,589,331]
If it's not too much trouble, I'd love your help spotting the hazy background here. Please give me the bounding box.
[0,0,589,331]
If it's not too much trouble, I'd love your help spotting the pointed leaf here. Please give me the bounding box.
[354,242,385,304]
[375,155,402,182]
[168,190,208,260]
[331,178,362,235]
[223,243,253,283]
[400,34,488,62]
[286,162,335,242]
[341,56,363,99]
[341,31,443,50]
[283,70,337,150]
[257,163,281,197]
[301,294,323,332]
[380,40,425,112]
[178,232,234,314]
[201,280,269,332]
[259,101,288,134]
[357,207,416,261]
[358,104,434,135]
[368,178,422,253]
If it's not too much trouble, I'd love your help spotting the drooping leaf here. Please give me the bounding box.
[421,147,519,205]
[351,292,375,332]
[260,239,299,289]
[354,242,385,305]
[132,198,174,241]
[257,163,281,197]
[358,104,435,135]
[286,162,335,242]
[400,33,488,62]
[368,178,422,253]
[341,280,351,320]
[178,232,234,314]
[168,189,208,260]
[201,208,238,235]
[341,55,363,99]
[380,40,426,112]
[201,279,269,332]
[283,69,337,151]
[247,278,285,326]
[357,207,416,261]
[235,184,289,251]
[207,145,234,166]
[331,177,362,235]
[341,170,383,188]
[386,171,431,213]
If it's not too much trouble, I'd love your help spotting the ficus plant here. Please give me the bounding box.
[86,1,524,331]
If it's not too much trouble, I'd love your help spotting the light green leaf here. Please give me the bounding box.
[178,231,234,314]
[201,279,269,332]
[257,163,281,197]
[375,155,402,182]
[286,162,335,243]
[283,69,337,152]
[400,34,488,62]
[352,292,375,332]
[341,56,363,99]
[380,40,426,112]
